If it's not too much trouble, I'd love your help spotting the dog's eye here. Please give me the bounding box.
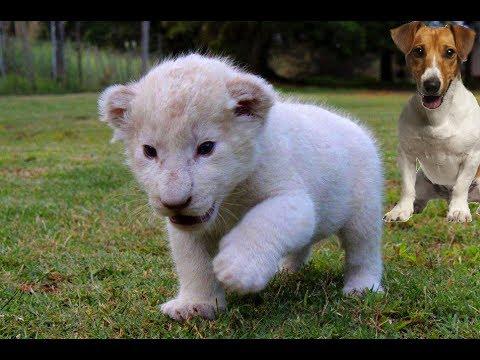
[197,141,215,156]
[445,48,456,58]
[412,47,424,58]
[143,145,157,159]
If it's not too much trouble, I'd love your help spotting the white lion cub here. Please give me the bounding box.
[98,54,384,321]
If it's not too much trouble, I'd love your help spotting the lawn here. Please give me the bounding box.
[1,88,480,339]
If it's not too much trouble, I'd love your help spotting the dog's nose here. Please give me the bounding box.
[423,77,441,94]
[161,196,192,210]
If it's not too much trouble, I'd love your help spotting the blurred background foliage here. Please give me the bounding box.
[0,21,479,94]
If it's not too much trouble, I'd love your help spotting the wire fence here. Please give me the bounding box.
[0,37,144,95]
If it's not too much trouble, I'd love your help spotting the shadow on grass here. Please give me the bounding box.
[221,263,345,325]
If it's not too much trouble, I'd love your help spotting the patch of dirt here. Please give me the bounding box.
[70,154,97,162]
[386,179,400,187]
[14,131,27,140]
[18,272,69,294]
[40,283,59,293]
[0,167,48,179]
[19,283,35,294]
[73,115,90,121]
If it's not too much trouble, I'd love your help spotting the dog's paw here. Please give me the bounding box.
[160,298,223,321]
[343,276,383,295]
[383,204,413,222]
[213,247,276,295]
[447,205,472,223]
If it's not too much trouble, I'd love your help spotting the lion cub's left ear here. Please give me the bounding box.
[226,73,275,120]
[449,24,476,62]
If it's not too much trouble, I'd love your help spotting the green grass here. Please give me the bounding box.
[1,89,480,339]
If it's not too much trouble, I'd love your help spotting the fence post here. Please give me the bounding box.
[0,21,6,77]
[18,21,35,90]
[57,21,66,85]
[50,21,57,80]
[75,21,83,88]
[157,31,163,60]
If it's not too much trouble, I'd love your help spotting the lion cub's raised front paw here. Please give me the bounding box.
[447,205,472,223]
[213,246,277,295]
[383,204,413,222]
[160,298,223,321]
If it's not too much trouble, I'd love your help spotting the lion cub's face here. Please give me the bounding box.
[99,55,275,230]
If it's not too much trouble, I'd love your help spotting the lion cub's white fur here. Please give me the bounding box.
[98,54,384,321]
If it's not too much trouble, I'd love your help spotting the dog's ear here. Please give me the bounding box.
[98,84,137,142]
[449,24,476,62]
[390,21,424,54]
[226,73,275,120]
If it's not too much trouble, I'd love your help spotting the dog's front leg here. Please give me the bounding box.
[447,154,480,222]
[160,226,226,321]
[384,146,417,222]
[213,191,316,294]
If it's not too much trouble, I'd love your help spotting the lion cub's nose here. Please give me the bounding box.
[423,77,441,95]
[161,196,192,210]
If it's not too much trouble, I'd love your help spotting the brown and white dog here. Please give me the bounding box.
[384,21,480,223]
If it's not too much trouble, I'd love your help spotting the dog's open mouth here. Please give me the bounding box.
[169,203,216,226]
[422,95,443,110]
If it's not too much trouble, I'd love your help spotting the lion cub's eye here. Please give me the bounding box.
[143,145,157,159]
[445,48,456,58]
[412,46,425,58]
[197,141,215,156]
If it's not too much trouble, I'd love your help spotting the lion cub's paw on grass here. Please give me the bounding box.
[160,298,224,322]
[342,275,384,295]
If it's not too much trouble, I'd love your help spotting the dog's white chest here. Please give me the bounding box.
[400,123,475,185]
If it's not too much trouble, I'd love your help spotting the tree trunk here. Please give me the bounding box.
[75,21,83,87]
[50,21,57,80]
[249,22,274,78]
[18,21,35,89]
[141,21,150,74]
[380,49,393,82]
[157,31,163,59]
[56,21,66,84]
[0,21,6,76]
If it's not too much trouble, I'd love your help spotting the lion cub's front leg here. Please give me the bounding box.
[213,192,316,294]
[161,227,225,321]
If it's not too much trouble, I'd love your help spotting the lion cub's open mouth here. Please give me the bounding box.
[422,95,443,110]
[169,203,216,226]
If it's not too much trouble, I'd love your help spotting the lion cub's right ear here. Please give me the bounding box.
[98,84,137,142]
[390,21,424,54]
